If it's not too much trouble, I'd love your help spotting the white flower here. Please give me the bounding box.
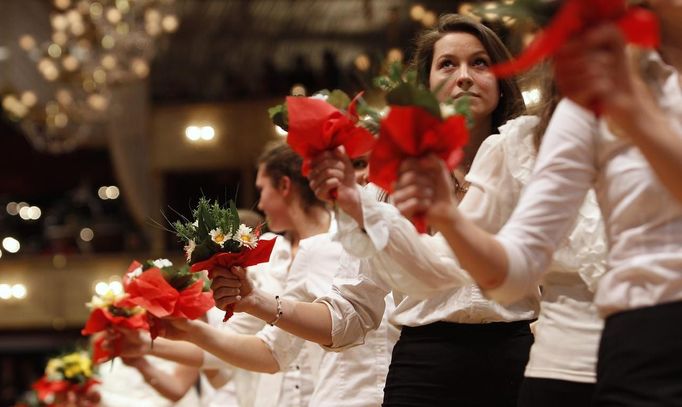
[184,239,196,262]
[85,290,125,310]
[311,93,329,101]
[440,103,456,118]
[127,265,143,280]
[192,220,199,227]
[209,228,230,248]
[235,224,258,249]
[85,295,106,310]
[152,258,173,269]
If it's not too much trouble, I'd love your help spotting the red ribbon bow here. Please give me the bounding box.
[81,299,149,363]
[286,94,376,198]
[491,0,660,78]
[33,376,100,406]
[125,263,215,338]
[190,237,276,321]
[369,106,469,232]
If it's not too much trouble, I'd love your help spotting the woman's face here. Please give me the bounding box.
[429,32,499,125]
[351,154,370,186]
[255,164,290,233]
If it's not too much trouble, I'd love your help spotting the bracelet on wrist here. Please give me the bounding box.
[268,295,283,326]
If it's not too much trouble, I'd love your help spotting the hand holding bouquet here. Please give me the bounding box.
[172,198,275,320]
[81,290,148,363]
[124,258,215,338]
[270,89,379,199]
[369,64,470,232]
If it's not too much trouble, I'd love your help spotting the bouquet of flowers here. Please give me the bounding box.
[32,351,99,407]
[369,63,471,232]
[269,89,379,198]
[124,258,215,338]
[473,0,659,78]
[81,290,149,363]
[172,198,276,321]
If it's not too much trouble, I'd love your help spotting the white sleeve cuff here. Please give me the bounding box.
[334,184,398,258]
[314,298,367,352]
[255,326,302,370]
[485,236,535,305]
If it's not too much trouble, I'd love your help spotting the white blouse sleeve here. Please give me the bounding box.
[490,100,599,303]
[333,186,472,298]
[314,251,392,351]
[332,116,540,298]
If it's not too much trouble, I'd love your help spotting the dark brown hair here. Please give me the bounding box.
[257,142,323,211]
[411,14,526,132]
[531,72,560,150]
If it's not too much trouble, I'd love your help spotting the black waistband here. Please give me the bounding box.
[401,320,533,337]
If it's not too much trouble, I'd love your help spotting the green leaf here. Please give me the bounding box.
[387,83,442,119]
[327,89,351,110]
[228,200,240,235]
[453,97,474,128]
[188,242,213,265]
[268,103,289,130]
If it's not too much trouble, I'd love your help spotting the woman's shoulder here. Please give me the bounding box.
[470,115,539,183]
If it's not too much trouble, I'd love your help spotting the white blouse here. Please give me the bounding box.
[99,356,200,407]
[198,234,303,407]
[316,117,541,353]
[255,221,398,407]
[494,52,682,318]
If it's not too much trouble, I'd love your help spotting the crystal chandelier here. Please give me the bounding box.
[2,0,179,154]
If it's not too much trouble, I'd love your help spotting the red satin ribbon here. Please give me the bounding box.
[33,376,100,405]
[287,94,376,199]
[125,266,215,328]
[491,0,660,78]
[369,106,468,233]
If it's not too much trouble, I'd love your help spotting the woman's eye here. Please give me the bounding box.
[438,59,454,69]
[472,58,490,68]
[352,159,368,170]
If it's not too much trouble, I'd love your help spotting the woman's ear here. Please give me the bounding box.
[277,176,292,197]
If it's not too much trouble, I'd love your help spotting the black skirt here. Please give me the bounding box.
[592,300,682,407]
[518,377,595,407]
[383,320,533,407]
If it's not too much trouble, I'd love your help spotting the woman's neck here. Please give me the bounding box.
[462,119,492,170]
[287,205,331,244]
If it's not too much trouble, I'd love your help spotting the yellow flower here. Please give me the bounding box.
[236,224,258,249]
[209,228,230,248]
[46,358,64,378]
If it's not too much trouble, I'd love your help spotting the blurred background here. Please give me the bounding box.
[0,0,544,403]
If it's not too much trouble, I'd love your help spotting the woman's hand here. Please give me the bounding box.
[103,328,150,358]
[309,147,361,213]
[555,23,655,129]
[393,155,458,229]
[210,266,254,312]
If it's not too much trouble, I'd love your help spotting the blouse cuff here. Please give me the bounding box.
[334,184,396,258]
[485,236,534,305]
[314,298,366,352]
[255,327,298,370]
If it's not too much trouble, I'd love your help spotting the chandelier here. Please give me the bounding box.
[2,0,179,154]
